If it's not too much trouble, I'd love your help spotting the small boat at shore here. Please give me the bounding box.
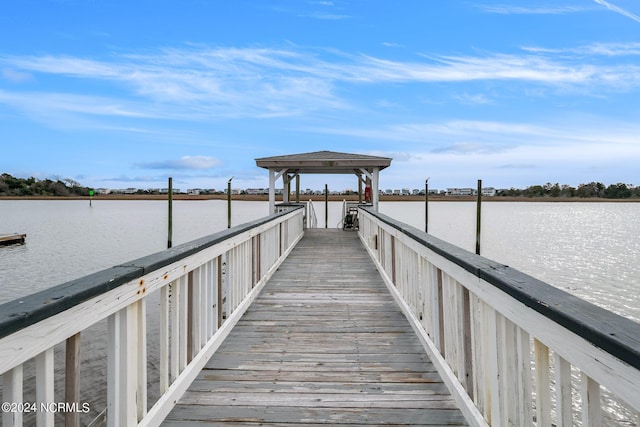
[0,233,26,246]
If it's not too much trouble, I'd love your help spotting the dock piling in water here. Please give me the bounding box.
[476,178,482,255]
[228,176,234,229]
[168,177,173,249]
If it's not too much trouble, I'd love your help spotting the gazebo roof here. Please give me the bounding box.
[255,150,392,174]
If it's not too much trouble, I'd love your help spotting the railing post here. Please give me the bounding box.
[535,339,551,427]
[36,348,55,427]
[555,354,573,427]
[581,373,601,426]
[217,256,223,327]
[107,312,120,427]
[136,300,148,420]
[187,271,195,362]
[3,366,23,426]
[160,285,170,393]
[65,333,81,427]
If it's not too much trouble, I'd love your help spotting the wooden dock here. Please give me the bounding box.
[0,233,26,246]
[162,229,467,426]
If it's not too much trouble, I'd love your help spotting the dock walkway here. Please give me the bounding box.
[162,229,467,426]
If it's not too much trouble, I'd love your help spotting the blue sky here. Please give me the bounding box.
[2,0,640,192]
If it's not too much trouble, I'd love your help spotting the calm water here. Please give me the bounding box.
[1,199,638,318]
[0,199,638,424]
[380,201,640,322]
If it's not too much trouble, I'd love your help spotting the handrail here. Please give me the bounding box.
[0,206,305,427]
[306,199,317,228]
[358,206,640,426]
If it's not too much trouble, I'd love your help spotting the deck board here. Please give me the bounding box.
[162,229,467,426]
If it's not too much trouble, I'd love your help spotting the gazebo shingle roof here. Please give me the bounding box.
[255,150,392,174]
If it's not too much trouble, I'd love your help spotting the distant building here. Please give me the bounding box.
[447,188,475,196]
[481,187,497,196]
[246,188,268,195]
[159,188,180,194]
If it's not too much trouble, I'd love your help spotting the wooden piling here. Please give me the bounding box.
[228,177,234,229]
[425,177,430,233]
[324,184,328,228]
[168,177,173,249]
[476,179,481,255]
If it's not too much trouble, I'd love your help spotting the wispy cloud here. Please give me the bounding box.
[478,5,587,14]
[274,1,352,20]
[3,46,636,88]
[308,118,640,157]
[101,174,165,183]
[454,92,493,105]
[137,155,221,170]
[593,0,640,23]
[522,42,640,56]
[498,163,537,169]
[343,52,635,88]
[431,142,508,154]
[1,68,32,83]
[299,12,350,20]
[1,44,640,126]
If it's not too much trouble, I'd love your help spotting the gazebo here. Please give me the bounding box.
[255,150,392,213]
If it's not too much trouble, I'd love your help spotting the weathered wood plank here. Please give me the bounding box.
[166,406,467,425]
[186,379,451,394]
[197,368,446,383]
[162,229,467,426]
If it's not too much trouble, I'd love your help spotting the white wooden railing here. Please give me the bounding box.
[306,200,317,229]
[0,207,304,427]
[358,206,640,427]
[275,201,317,229]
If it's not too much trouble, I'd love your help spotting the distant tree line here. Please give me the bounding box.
[1,173,639,199]
[0,173,92,196]
[497,182,639,199]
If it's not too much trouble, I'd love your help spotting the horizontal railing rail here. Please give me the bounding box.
[0,206,305,427]
[358,206,640,427]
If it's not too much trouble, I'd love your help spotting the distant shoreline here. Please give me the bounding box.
[1,194,639,202]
